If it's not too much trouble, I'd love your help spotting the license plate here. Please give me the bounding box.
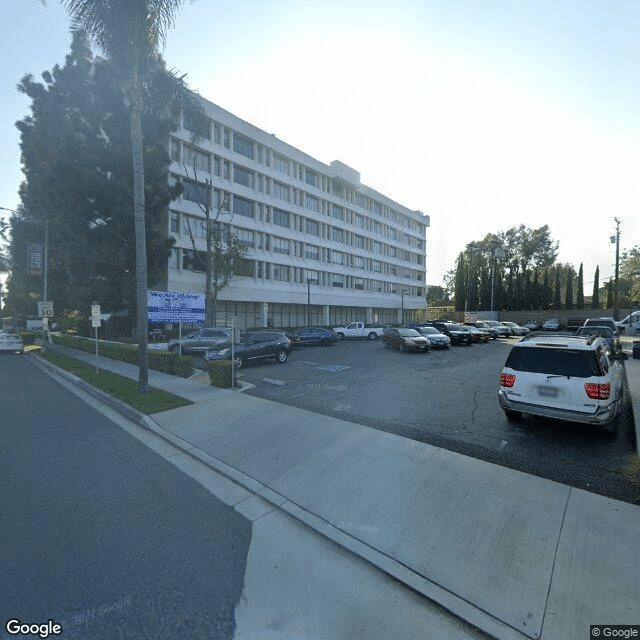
[536,386,559,398]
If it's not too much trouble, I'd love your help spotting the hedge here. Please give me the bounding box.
[51,335,194,378]
[206,361,234,388]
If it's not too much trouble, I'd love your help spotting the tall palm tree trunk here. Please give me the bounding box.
[130,78,149,394]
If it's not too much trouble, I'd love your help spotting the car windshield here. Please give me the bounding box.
[398,329,421,336]
[420,327,438,334]
[506,347,600,377]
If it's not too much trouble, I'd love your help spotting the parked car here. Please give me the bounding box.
[168,327,232,355]
[414,325,451,348]
[524,320,543,331]
[542,318,562,331]
[500,321,530,336]
[498,333,626,434]
[616,312,640,335]
[203,331,292,368]
[575,326,621,353]
[383,328,431,352]
[332,321,385,341]
[463,321,498,339]
[583,317,620,335]
[0,332,24,354]
[426,321,473,346]
[461,325,491,343]
[483,320,513,336]
[288,326,338,346]
[565,316,586,332]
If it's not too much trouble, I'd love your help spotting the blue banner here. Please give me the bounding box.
[147,290,205,323]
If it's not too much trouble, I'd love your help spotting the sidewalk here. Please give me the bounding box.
[36,342,640,640]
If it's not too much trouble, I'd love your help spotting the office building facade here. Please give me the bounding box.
[165,98,430,330]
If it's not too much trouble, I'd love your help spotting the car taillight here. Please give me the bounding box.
[500,373,516,388]
[584,383,611,400]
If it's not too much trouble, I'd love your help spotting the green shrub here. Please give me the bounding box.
[207,361,234,388]
[51,334,194,378]
[19,332,37,345]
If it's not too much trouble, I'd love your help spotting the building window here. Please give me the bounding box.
[235,257,254,277]
[170,139,180,162]
[170,210,180,234]
[332,227,344,243]
[273,153,289,174]
[304,269,320,283]
[272,181,289,202]
[353,234,365,249]
[233,133,254,159]
[272,209,290,228]
[233,195,254,218]
[305,219,320,236]
[332,205,344,220]
[331,250,343,265]
[354,214,365,229]
[332,181,344,198]
[184,146,210,173]
[182,179,209,205]
[272,264,289,282]
[234,165,253,188]
[305,194,320,212]
[372,201,382,215]
[272,237,290,255]
[372,241,382,254]
[305,168,318,187]
[304,244,319,260]
[354,277,365,290]
[372,260,382,273]
[355,193,366,208]
[353,256,365,269]
[182,249,205,272]
[169,247,179,269]
[236,228,254,248]
[332,274,344,288]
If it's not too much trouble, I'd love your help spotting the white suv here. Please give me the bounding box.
[498,334,626,434]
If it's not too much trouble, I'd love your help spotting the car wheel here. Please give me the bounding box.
[368,332,377,341]
[504,409,522,423]
[336,332,345,341]
[275,349,288,363]
[233,355,244,369]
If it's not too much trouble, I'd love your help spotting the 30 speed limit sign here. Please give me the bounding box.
[38,301,53,317]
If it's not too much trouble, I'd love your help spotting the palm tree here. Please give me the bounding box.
[60,0,200,393]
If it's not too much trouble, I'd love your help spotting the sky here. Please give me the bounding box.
[1,0,639,290]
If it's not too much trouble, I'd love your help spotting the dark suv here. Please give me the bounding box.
[427,321,472,346]
[203,331,292,369]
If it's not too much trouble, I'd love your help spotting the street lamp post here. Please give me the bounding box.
[611,218,621,320]
[307,279,311,326]
[401,290,408,325]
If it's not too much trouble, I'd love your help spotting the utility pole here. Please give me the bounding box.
[612,218,621,320]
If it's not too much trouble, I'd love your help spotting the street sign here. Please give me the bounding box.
[147,291,205,323]
[91,304,101,320]
[91,319,101,328]
[38,301,53,317]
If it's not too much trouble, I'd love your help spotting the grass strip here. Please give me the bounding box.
[42,351,192,414]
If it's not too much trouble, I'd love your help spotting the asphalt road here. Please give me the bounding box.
[0,353,251,640]
[232,336,637,503]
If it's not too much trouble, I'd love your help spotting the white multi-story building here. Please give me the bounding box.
[164,98,430,330]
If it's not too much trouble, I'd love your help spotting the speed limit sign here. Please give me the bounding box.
[38,301,53,317]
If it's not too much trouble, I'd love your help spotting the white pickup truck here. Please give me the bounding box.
[332,321,385,341]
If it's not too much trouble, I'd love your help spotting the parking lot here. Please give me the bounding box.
[220,336,636,503]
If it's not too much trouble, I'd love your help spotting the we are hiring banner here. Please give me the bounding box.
[147,291,205,323]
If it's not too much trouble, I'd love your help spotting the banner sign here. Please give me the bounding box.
[147,290,205,323]
[28,244,43,276]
